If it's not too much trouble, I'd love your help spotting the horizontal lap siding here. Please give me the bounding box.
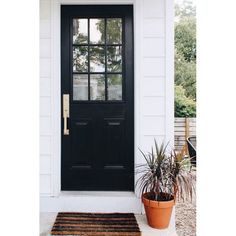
[40,0,52,196]
[142,97,165,116]
[140,0,166,153]
[143,58,165,77]
[143,18,165,37]
[143,0,165,18]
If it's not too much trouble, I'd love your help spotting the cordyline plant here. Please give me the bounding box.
[136,140,196,202]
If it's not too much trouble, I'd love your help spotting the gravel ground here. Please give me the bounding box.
[175,171,196,236]
[176,200,196,236]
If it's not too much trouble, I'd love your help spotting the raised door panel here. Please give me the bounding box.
[71,119,93,169]
[103,118,125,169]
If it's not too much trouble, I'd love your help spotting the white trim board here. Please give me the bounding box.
[40,192,142,213]
[165,0,175,148]
[50,0,142,198]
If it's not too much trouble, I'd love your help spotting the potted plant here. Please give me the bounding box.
[136,140,195,229]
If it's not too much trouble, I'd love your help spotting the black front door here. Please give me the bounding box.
[61,5,134,191]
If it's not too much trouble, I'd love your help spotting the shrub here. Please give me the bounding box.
[175,85,196,117]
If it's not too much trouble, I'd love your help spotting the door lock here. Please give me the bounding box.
[63,94,70,135]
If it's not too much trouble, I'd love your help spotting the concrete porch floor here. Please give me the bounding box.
[40,213,178,236]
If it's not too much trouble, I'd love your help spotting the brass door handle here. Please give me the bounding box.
[63,94,70,135]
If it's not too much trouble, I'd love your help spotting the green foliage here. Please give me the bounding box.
[175,0,196,117]
[175,85,196,117]
[175,52,196,99]
[175,17,196,62]
[99,18,122,44]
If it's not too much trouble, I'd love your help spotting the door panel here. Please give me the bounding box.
[104,118,125,167]
[71,119,93,167]
[61,5,134,191]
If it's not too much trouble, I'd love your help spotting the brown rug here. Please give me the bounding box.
[51,212,141,236]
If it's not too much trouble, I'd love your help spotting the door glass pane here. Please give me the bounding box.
[107,18,122,44]
[73,74,88,100]
[73,46,88,72]
[107,74,122,100]
[90,46,105,72]
[72,17,124,102]
[107,46,122,72]
[90,74,105,100]
[90,19,105,44]
[73,19,88,44]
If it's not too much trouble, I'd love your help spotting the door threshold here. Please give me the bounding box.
[41,192,141,212]
[60,191,136,197]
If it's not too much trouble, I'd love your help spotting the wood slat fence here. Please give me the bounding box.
[175,117,196,153]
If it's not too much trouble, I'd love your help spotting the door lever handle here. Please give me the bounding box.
[63,94,70,135]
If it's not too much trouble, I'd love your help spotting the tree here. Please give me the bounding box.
[175,17,196,63]
[175,51,196,99]
[175,0,196,116]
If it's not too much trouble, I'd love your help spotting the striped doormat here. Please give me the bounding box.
[51,212,141,236]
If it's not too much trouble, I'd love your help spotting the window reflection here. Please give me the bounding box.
[90,19,105,44]
[72,18,123,101]
[73,19,88,44]
[73,46,88,72]
[90,74,105,100]
[90,46,105,72]
[73,74,88,100]
[108,74,122,100]
[107,18,122,44]
[107,46,122,72]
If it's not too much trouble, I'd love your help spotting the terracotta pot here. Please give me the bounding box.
[142,192,175,229]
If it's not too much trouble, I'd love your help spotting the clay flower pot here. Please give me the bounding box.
[142,192,175,229]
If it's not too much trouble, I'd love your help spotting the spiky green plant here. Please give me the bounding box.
[136,140,195,202]
[170,150,196,201]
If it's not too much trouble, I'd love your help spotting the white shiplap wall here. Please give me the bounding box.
[140,0,167,152]
[40,0,173,197]
[40,0,52,196]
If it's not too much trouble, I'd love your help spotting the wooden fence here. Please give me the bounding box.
[175,117,196,153]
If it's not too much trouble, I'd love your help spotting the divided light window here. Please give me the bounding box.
[72,18,123,101]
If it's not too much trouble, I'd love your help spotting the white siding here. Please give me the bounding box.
[143,38,165,57]
[40,156,51,174]
[40,0,174,197]
[142,97,165,116]
[141,135,166,151]
[40,0,51,20]
[40,39,51,58]
[40,0,52,196]
[143,0,165,18]
[142,77,165,96]
[40,77,51,97]
[143,18,165,37]
[40,174,51,194]
[40,20,51,38]
[143,58,165,77]
[40,117,52,135]
[40,97,51,117]
[142,117,165,136]
[40,58,51,77]
[140,0,167,152]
